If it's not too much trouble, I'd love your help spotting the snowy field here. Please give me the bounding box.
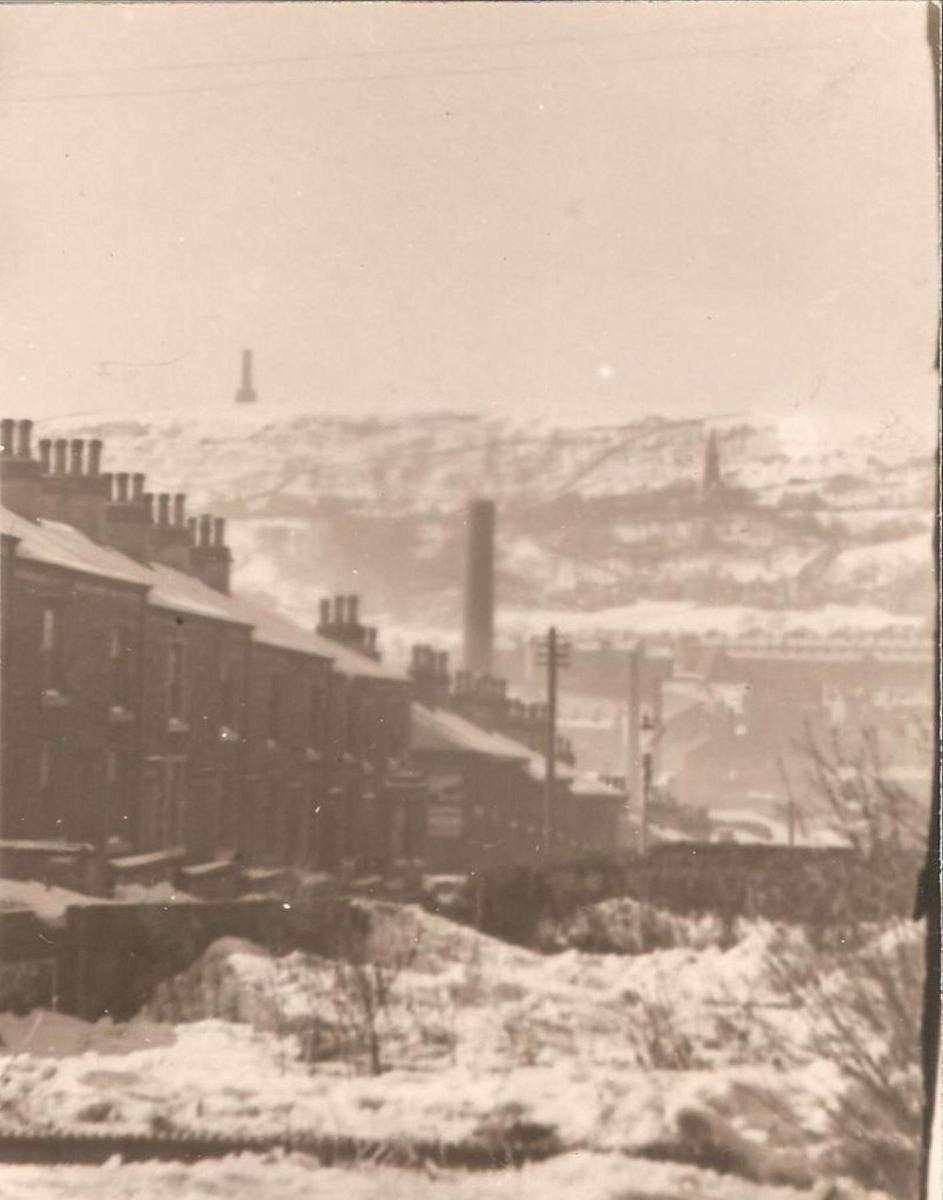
[0,901,923,1199]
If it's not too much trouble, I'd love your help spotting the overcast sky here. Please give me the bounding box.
[0,2,938,444]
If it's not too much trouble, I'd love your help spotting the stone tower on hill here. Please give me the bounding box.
[235,349,257,405]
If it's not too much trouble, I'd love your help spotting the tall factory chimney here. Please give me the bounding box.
[235,349,257,405]
[463,498,495,676]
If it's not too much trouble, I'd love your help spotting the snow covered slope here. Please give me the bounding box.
[36,408,935,632]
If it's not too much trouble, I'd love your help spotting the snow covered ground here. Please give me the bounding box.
[0,1151,893,1200]
[0,901,923,1198]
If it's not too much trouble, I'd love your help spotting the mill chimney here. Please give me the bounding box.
[463,498,495,676]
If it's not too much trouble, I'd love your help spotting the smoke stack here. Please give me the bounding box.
[464,498,495,675]
[87,439,102,476]
[235,348,258,405]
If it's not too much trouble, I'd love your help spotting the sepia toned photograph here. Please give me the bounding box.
[0,2,939,1198]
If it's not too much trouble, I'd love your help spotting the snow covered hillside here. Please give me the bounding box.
[36,409,935,632]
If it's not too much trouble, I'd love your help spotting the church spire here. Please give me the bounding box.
[702,429,722,497]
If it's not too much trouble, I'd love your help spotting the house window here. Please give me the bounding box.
[166,641,186,722]
[38,742,54,791]
[217,772,237,854]
[104,749,128,844]
[39,606,63,692]
[220,654,239,731]
[110,625,131,709]
[267,673,282,742]
[308,679,325,750]
[163,759,185,847]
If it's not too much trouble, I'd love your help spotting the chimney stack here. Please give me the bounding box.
[189,511,232,594]
[212,516,225,546]
[319,598,331,630]
[347,594,360,629]
[173,494,186,527]
[157,493,171,527]
[87,439,102,476]
[0,417,43,519]
[115,473,130,504]
[54,440,68,475]
[235,348,258,405]
[132,474,145,502]
[199,514,212,546]
[17,420,33,461]
[39,439,52,474]
[464,498,495,676]
[69,439,84,476]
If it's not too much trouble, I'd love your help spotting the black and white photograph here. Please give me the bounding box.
[0,2,939,1198]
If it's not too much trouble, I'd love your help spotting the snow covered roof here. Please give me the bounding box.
[411,705,533,761]
[0,506,405,680]
[0,507,151,588]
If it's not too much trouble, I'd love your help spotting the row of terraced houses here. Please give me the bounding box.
[0,418,623,897]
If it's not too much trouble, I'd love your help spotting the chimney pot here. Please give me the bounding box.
[0,419,14,458]
[17,420,33,460]
[54,439,68,475]
[173,494,186,527]
[213,516,225,546]
[199,514,212,547]
[70,439,84,475]
[157,493,171,526]
[115,473,130,504]
[39,439,52,473]
[87,439,103,476]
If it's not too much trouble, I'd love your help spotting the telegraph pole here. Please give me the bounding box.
[534,627,570,858]
[638,712,657,856]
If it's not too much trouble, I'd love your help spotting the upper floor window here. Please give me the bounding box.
[267,672,282,742]
[110,625,131,709]
[166,640,186,722]
[220,653,239,731]
[308,679,325,750]
[39,606,63,692]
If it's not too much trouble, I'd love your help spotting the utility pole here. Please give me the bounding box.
[533,626,570,858]
[638,712,658,856]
